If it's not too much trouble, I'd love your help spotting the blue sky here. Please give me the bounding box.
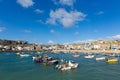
[0,0,120,44]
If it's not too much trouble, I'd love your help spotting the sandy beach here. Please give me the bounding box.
[52,50,120,54]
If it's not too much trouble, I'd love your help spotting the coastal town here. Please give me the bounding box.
[1,0,120,80]
[0,39,120,53]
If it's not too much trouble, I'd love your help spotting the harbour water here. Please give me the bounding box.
[0,52,120,80]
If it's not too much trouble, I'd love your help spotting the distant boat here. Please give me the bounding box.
[73,54,79,58]
[16,53,21,56]
[32,55,41,60]
[36,52,41,54]
[106,58,118,63]
[56,63,71,71]
[68,60,78,68]
[84,55,94,58]
[56,60,78,71]
[96,57,106,61]
[20,54,30,57]
[61,66,71,71]
[48,60,59,64]
[16,53,30,57]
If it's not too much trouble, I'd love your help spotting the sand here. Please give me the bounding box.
[52,50,120,54]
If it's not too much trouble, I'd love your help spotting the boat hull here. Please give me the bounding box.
[106,58,118,63]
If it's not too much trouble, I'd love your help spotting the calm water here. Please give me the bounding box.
[0,52,120,80]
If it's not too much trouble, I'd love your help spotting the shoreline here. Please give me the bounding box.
[0,50,120,54]
[0,50,45,53]
[52,50,120,54]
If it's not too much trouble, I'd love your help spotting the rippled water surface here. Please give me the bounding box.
[0,52,120,80]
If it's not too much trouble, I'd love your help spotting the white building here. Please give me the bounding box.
[93,45,100,49]
[23,46,34,50]
[67,45,74,50]
[4,46,11,50]
[16,46,23,50]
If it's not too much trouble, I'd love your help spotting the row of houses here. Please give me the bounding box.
[0,40,120,51]
[0,44,42,51]
[44,40,120,51]
[0,39,43,51]
[0,45,33,51]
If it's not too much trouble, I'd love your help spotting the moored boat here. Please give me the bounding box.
[73,54,79,58]
[16,53,30,57]
[106,58,118,63]
[56,60,78,71]
[61,66,71,71]
[48,59,59,64]
[56,63,71,71]
[96,57,106,61]
[20,54,30,57]
[16,53,21,56]
[84,55,94,58]
[68,60,78,68]
[32,55,41,60]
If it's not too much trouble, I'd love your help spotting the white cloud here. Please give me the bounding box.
[46,8,86,28]
[59,0,76,6]
[17,0,35,8]
[73,39,96,43]
[63,39,96,45]
[48,40,54,44]
[23,30,31,33]
[96,11,104,15]
[107,35,120,40]
[34,9,44,14]
[53,0,76,6]
[0,27,5,32]
[74,31,79,35]
[50,29,55,33]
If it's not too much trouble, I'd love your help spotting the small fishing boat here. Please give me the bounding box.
[20,54,30,57]
[73,54,79,58]
[106,58,118,63]
[84,55,94,58]
[16,53,21,56]
[37,52,41,54]
[68,60,78,68]
[32,55,41,60]
[48,60,59,64]
[96,57,106,61]
[61,66,71,71]
[56,60,78,71]
[42,54,52,62]
[56,64,71,71]
[16,53,30,57]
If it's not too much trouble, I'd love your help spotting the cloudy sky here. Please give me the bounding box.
[0,0,120,44]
